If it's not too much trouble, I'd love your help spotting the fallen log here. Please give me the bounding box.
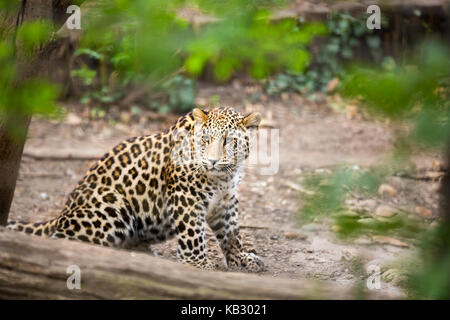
[0,228,387,300]
[23,147,101,161]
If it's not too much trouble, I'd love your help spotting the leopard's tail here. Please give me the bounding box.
[6,218,58,237]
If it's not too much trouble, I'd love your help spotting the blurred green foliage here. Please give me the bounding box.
[410,225,450,299]
[69,0,325,111]
[71,42,197,112]
[0,14,60,139]
[0,0,19,13]
[1,0,327,128]
[299,40,450,298]
[300,166,382,223]
[299,166,426,240]
[184,13,325,80]
[160,75,197,112]
[266,12,385,96]
[342,41,450,147]
[301,40,449,219]
[16,20,53,55]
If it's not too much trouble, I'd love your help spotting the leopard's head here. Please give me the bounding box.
[191,106,261,175]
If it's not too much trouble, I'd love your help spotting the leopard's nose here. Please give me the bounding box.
[209,159,218,166]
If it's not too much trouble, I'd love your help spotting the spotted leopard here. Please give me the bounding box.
[7,106,264,272]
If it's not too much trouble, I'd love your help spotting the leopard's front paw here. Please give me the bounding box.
[227,251,265,273]
[240,252,265,273]
[182,258,218,271]
[197,259,219,271]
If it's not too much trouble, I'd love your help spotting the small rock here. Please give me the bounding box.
[314,168,332,174]
[270,235,279,240]
[354,237,373,245]
[66,113,82,125]
[372,235,409,248]
[341,248,357,261]
[120,111,132,124]
[283,181,315,195]
[302,223,321,232]
[415,206,432,218]
[378,184,397,197]
[346,104,359,120]
[284,231,307,240]
[375,205,397,218]
[432,159,445,171]
[356,199,378,210]
[327,77,340,92]
[331,225,341,232]
[39,192,49,201]
[431,183,441,192]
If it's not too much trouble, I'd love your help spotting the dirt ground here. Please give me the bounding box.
[9,81,442,299]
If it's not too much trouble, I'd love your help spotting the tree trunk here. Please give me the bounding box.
[0,0,73,226]
[0,117,31,226]
[0,227,391,299]
[0,0,35,226]
[438,145,450,253]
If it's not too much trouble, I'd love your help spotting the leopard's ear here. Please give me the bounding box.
[242,112,261,128]
[192,108,208,123]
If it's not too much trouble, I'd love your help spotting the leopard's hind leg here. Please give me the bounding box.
[50,205,138,249]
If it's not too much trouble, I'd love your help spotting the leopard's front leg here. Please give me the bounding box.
[170,195,218,270]
[206,196,264,273]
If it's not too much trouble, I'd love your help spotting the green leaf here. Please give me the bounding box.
[17,20,53,53]
[71,66,97,86]
[184,54,208,76]
[75,48,104,61]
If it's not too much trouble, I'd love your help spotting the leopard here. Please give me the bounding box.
[7,106,265,272]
